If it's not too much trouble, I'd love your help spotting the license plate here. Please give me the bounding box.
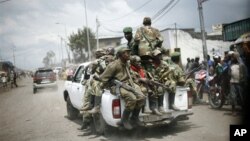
[41,79,50,84]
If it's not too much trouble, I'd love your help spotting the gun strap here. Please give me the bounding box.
[125,63,135,88]
[140,27,153,50]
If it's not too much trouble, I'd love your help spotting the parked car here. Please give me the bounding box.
[33,68,58,94]
[63,62,193,135]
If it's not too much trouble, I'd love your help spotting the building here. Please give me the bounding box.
[98,36,123,49]
[223,18,250,41]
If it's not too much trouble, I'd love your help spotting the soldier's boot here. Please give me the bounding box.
[78,122,89,130]
[121,109,133,130]
[150,99,162,116]
[158,95,165,113]
[131,108,144,127]
[143,97,151,113]
[88,96,101,114]
[169,93,180,111]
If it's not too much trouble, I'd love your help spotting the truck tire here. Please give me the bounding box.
[92,113,110,135]
[66,97,78,120]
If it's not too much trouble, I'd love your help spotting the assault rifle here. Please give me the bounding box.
[147,80,168,90]
[113,79,146,99]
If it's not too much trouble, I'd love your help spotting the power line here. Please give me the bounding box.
[100,0,152,22]
[0,0,11,4]
[153,0,180,23]
[151,0,175,20]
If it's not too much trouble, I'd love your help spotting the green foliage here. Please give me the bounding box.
[68,27,96,63]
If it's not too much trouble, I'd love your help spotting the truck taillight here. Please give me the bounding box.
[112,99,121,119]
[187,90,192,109]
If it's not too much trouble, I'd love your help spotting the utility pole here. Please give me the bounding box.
[12,45,16,66]
[197,0,208,63]
[84,0,91,61]
[96,17,100,50]
[174,22,177,48]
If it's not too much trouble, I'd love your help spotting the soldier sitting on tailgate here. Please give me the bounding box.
[94,47,145,130]
[129,55,152,113]
[152,49,180,111]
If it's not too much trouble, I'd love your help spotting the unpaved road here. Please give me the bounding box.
[0,78,242,141]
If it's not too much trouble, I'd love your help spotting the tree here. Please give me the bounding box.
[42,50,55,67]
[68,27,96,63]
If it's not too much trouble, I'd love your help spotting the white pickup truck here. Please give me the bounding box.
[63,62,193,135]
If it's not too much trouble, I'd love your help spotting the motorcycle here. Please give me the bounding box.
[194,69,225,108]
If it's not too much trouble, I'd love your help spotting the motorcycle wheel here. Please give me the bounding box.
[208,86,225,109]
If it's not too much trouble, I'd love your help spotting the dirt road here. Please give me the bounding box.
[0,78,242,141]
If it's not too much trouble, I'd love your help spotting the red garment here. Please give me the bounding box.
[130,65,145,78]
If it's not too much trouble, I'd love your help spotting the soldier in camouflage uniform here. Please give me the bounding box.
[152,49,180,111]
[97,47,145,129]
[88,48,115,114]
[78,49,107,131]
[134,17,163,58]
[170,52,203,105]
[130,55,151,113]
[123,27,138,55]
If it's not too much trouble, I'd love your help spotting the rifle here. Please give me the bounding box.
[147,80,169,90]
[113,79,146,99]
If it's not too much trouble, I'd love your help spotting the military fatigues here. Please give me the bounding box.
[100,59,145,111]
[134,26,163,57]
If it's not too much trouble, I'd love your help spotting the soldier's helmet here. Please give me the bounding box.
[116,46,131,57]
[123,27,133,33]
[106,47,115,55]
[95,48,106,58]
[143,17,151,25]
[130,55,141,65]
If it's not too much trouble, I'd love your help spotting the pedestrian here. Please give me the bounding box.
[185,57,191,72]
[229,52,247,116]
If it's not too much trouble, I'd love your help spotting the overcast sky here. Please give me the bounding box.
[0,0,249,70]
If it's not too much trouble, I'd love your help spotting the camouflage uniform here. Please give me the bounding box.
[134,17,163,57]
[99,47,145,129]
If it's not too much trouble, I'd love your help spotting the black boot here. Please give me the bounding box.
[122,109,133,130]
[150,98,162,116]
[88,96,101,114]
[158,95,165,113]
[169,92,180,111]
[131,108,144,127]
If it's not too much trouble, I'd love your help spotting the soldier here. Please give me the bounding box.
[96,47,145,129]
[88,48,111,114]
[152,49,180,111]
[130,55,151,113]
[78,49,106,132]
[134,17,163,58]
[123,27,138,55]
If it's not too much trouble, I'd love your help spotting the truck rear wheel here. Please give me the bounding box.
[66,97,78,120]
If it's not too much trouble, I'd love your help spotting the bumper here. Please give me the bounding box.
[33,82,57,88]
[139,109,193,126]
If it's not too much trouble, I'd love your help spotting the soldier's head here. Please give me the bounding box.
[123,27,133,41]
[130,55,141,68]
[95,48,106,58]
[143,17,151,26]
[116,47,131,62]
[106,47,115,56]
[171,52,181,63]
